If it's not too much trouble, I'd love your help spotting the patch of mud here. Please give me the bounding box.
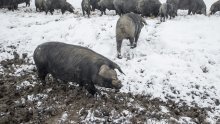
[0,51,218,123]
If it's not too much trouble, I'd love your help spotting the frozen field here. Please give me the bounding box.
[0,0,220,123]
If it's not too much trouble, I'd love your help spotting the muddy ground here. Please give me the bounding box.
[0,46,219,124]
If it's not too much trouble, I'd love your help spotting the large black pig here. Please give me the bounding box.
[138,0,162,17]
[33,42,124,95]
[210,0,220,15]
[113,0,140,16]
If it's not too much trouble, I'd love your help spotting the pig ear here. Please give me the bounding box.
[113,63,125,75]
[98,64,110,77]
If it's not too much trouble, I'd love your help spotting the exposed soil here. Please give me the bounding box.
[0,49,218,124]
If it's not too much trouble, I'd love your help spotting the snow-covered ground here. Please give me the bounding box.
[0,0,220,123]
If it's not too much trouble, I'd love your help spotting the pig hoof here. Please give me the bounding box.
[117,55,122,59]
[133,44,137,48]
[131,45,136,49]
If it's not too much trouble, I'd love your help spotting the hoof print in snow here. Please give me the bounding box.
[8,26,16,29]
[200,66,209,73]
[208,60,216,65]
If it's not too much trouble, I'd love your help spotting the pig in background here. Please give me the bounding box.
[90,0,101,11]
[166,0,206,15]
[210,0,220,15]
[159,3,176,22]
[98,0,116,16]
[43,0,74,14]
[116,13,147,59]
[113,0,161,17]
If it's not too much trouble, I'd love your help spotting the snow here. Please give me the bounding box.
[16,80,37,90]
[0,0,220,123]
[160,106,169,113]
[27,94,48,101]
[59,111,68,123]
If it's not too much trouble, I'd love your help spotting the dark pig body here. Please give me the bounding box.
[116,13,147,59]
[33,42,124,95]
[210,0,220,15]
[98,0,116,15]
[138,0,161,17]
[45,0,74,14]
[90,0,101,11]
[113,0,140,15]
[167,0,206,15]
[0,0,27,11]
[113,0,161,17]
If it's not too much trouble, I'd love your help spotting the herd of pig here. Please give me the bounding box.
[1,0,220,95]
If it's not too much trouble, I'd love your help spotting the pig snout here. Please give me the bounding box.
[112,79,123,89]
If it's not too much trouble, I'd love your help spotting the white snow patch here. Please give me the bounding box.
[16,81,37,90]
[27,94,48,101]
[59,111,68,123]
[160,106,169,113]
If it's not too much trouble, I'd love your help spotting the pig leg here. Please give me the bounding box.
[92,6,95,11]
[82,9,85,16]
[37,68,47,85]
[84,81,97,96]
[50,9,53,15]
[61,9,65,14]
[129,37,135,49]
[87,10,90,17]
[116,9,122,16]
[77,81,84,91]
[166,14,168,19]
[134,32,141,48]
[116,38,122,59]
[188,9,192,15]
[115,10,118,15]
[104,9,106,15]
[169,13,172,19]
[100,11,104,16]
[192,8,197,15]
